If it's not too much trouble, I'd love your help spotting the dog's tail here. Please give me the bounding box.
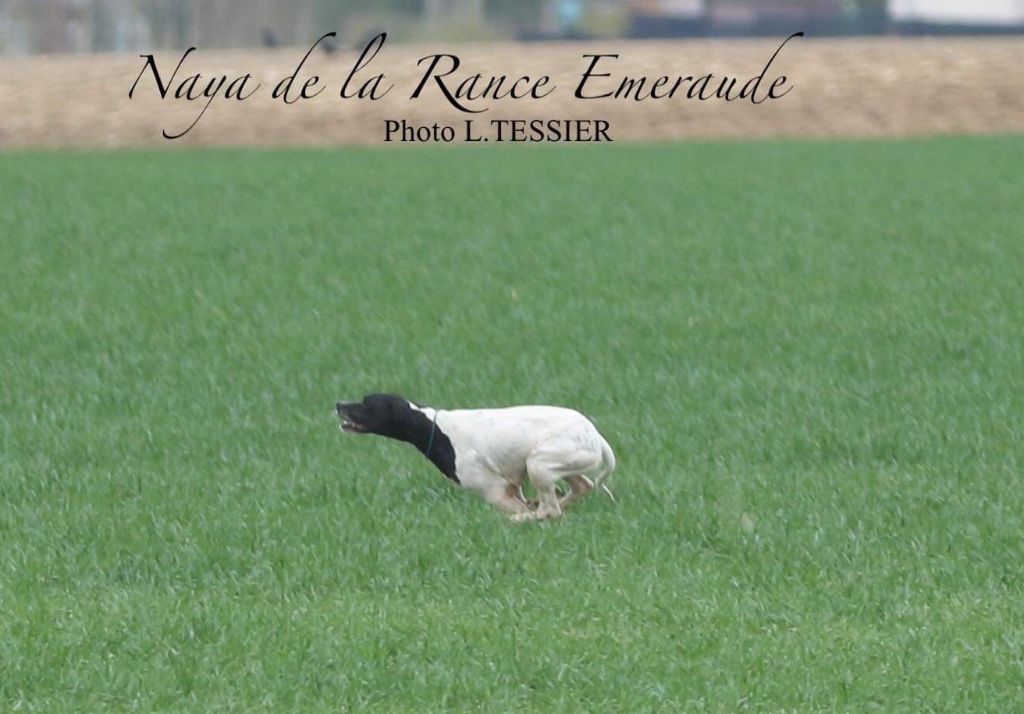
[593,436,617,502]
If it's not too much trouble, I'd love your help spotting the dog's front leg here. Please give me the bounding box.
[482,483,531,517]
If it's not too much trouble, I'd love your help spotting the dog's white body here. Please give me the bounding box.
[414,404,616,521]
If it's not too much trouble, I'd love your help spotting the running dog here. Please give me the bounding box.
[335,394,616,521]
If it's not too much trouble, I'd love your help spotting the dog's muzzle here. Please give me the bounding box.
[336,402,368,433]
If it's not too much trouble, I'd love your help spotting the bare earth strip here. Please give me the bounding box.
[1,36,1022,149]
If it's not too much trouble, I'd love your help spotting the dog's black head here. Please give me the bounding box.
[335,393,419,438]
[335,393,459,483]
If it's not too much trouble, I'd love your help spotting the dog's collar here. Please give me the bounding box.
[425,408,439,458]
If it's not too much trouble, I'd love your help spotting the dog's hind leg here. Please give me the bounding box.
[511,455,565,523]
[558,475,595,512]
[533,481,562,521]
[513,439,604,522]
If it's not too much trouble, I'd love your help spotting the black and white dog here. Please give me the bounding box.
[336,394,616,521]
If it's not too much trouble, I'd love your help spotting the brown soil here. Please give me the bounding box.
[1,36,1022,149]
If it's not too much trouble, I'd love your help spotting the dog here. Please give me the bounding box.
[335,394,616,521]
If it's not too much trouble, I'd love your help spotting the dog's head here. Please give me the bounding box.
[336,393,419,438]
[335,393,458,483]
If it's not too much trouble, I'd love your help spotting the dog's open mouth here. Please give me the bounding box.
[340,419,367,433]
[336,401,371,434]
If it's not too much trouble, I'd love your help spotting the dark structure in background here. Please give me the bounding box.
[625,0,1024,38]
[1,0,1023,55]
[625,0,886,38]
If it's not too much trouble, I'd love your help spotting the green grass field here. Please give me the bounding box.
[2,136,1023,712]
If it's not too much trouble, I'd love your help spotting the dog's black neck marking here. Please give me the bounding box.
[390,407,458,484]
[345,395,459,484]
[411,410,458,484]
